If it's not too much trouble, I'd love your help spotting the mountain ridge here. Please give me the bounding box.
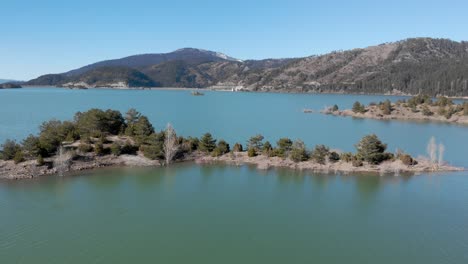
[26,38,468,96]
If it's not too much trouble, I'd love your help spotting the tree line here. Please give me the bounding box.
[1,109,418,168]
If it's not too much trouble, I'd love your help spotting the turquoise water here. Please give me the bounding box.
[1,88,467,167]
[0,88,468,263]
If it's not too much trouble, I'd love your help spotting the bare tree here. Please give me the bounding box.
[54,146,73,176]
[438,143,445,166]
[426,137,446,170]
[164,123,179,166]
[427,137,437,165]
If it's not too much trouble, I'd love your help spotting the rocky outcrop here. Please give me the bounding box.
[0,153,161,179]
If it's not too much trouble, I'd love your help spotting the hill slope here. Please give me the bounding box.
[239,38,468,95]
[26,38,468,96]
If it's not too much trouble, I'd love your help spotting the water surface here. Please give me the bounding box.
[0,88,467,166]
[0,88,467,263]
[1,165,467,263]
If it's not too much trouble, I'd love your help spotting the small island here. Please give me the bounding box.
[322,95,468,125]
[0,108,462,179]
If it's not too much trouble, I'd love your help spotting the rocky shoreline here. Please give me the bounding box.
[1,150,462,180]
[322,100,468,125]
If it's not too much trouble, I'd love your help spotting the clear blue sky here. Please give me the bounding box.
[1,0,467,80]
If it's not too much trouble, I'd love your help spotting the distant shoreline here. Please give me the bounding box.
[14,85,468,100]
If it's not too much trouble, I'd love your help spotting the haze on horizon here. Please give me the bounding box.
[1,0,467,80]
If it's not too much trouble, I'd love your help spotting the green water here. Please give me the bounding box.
[1,166,468,263]
[1,88,468,263]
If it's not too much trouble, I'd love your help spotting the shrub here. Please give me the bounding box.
[233,143,243,152]
[436,96,453,107]
[262,141,273,155]
[247,148,257,157]
[110,143,122,156]
[13,150,25,164]
[422,105,433,116]
[81,137,92,144]
[380,99,392,115]
[311,144,330,164]
[78,143,93,153]
[199,133,217,153]
[184,137,199,152]
[21,135,41,158]
[38,120,75,156]
[142,145,164,160]
[276,138,293,156]
[141,133,164,160]
[1,139,20,160]
[37,155,45,166]
[211,148,223,157]
[352,101,366,113]
[408,94,432,107]
[340,152,353,162]
[94,142,105,156]
[121,143,137,155]
[352,158,363,167]
[355,134,389,164]
[400,154,417,166]
[247,134,264,152]
[444,106,456,119]
[269,148,283,157]
[290,140,308,162]
[216,140,230,155]
[328,151,340,163]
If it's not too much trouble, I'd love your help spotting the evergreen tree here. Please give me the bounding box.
[290,140,309,162]
[355,134,389,164]
[311,144,330,164]
[262,141,273,155]
[352,101,366,113]
[199,133,217,153]
[247,134,264,152]
[132,116,154,145]
[1,139,21,160]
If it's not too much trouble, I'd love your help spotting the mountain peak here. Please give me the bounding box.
[174,48,242,62]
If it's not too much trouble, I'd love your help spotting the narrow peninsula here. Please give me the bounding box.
[0,109,462,179]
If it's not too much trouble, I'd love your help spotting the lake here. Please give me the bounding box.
[0,88,467,263]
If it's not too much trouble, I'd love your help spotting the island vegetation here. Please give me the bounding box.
[0,108,462,179]
[322,95,468,124]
